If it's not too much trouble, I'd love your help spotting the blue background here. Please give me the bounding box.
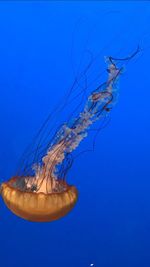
[0,2,150,267]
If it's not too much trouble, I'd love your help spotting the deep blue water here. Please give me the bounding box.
[0,2,150,267]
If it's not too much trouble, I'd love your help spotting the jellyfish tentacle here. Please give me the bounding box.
[30,56,122,193]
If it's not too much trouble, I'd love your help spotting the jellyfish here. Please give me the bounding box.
[0,48,139,222]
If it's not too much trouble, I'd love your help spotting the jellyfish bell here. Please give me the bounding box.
[0,48,139,222]
[0,176,78,222]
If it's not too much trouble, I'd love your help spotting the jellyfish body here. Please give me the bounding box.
[0,55,129,222]
[1,177,77,222]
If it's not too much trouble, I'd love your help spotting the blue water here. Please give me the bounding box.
[0,2,150,267]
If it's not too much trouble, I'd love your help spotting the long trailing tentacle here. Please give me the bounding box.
[14,47,140,194]
[34,56,121,189]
